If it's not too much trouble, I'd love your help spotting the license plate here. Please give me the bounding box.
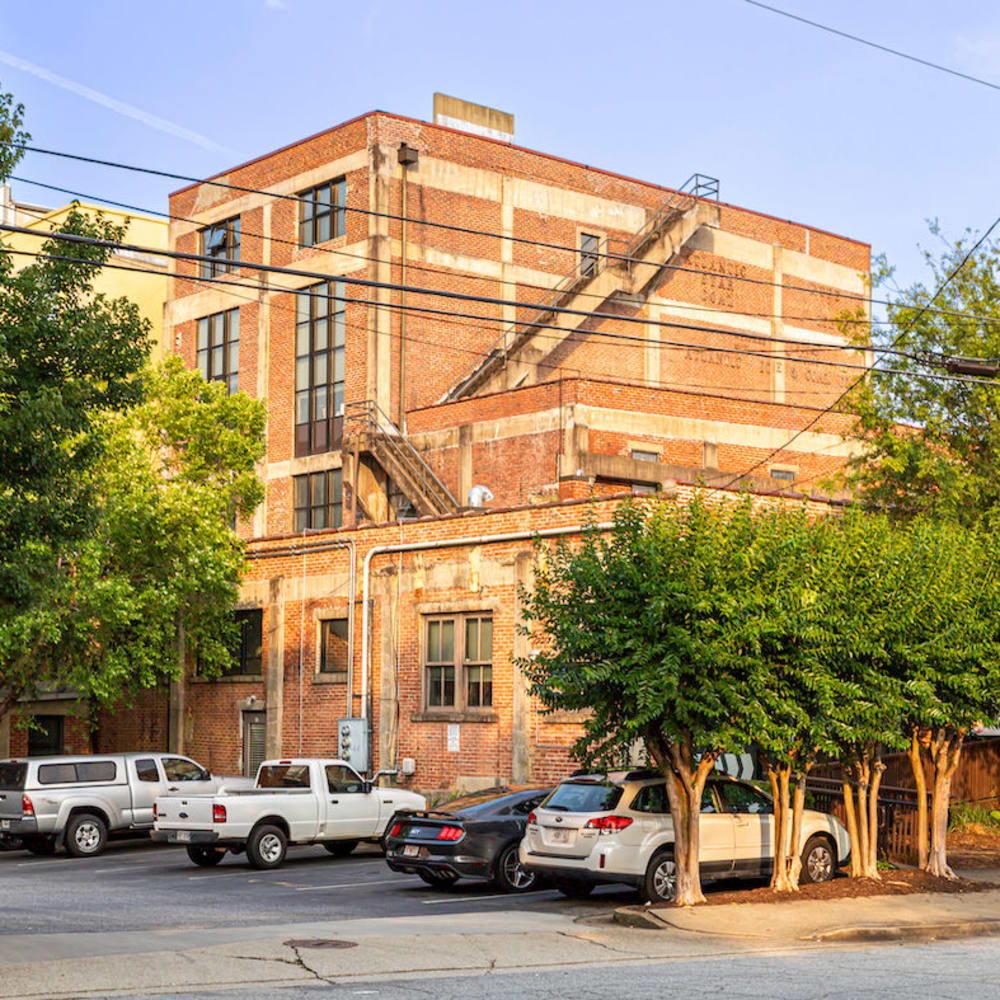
[403,844,419,857]
[550,828,568,843]
[175,831,191,843]
[1,820,9,830]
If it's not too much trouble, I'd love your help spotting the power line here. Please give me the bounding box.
[6,238,998,391]
[2,244,855,404]
[10,138,1000,327]
[714,213,1000,490]
[11,171,888,337]
[744,1,1000,94]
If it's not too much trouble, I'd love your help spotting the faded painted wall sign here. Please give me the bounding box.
[447,724,460,753]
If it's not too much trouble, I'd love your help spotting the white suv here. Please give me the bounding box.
[519,770,850,902]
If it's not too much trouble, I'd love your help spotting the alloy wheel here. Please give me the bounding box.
[502,848,537,890]
[807,844,833,882]
[653,858,676,901]
[74,822,101,854]
[259,833,283,864]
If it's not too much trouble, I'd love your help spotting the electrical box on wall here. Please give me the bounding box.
[338,718,370,775]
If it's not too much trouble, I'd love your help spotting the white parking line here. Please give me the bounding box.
[421,890,551,904]
[294,878,419,892]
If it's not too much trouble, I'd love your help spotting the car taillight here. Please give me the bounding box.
[21,794,34,817]
[389,822,402,837]
[528,812,537,824]
[152,803,158,821]
[213,804,227,823]
[584,815,633,833]
[436,825,464,841]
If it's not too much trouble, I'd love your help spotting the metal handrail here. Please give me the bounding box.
[441,170,719,400]
[346,400,459,511]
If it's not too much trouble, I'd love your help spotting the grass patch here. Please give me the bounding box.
[949,801,1000,833]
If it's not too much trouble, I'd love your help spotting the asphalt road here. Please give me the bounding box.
[111,938,1000,1000]
[0,836,641,935]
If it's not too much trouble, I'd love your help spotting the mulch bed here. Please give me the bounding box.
[701,867,998,906]
[948,829,1000,869]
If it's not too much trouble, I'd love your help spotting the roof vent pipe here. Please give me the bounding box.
[467,485,493,508]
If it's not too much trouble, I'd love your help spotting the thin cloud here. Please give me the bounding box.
[0,49,232,154]
[265,0,287,8]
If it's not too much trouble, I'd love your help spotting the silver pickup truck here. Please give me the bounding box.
[0,752,249,858]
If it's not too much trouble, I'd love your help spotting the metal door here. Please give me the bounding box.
[243,711,266,779]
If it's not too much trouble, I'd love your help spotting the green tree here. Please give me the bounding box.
[520,499,775,906]
[839,231,1000,525]
[0,357,267,720]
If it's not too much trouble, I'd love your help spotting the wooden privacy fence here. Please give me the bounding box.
[807,737,1000,864]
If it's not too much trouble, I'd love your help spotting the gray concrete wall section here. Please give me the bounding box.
[511,550,534,783]
[265,576,284,759]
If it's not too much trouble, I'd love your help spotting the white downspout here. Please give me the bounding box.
[359,522,613,723]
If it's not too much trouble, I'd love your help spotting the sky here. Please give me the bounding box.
[2,0,1000,297]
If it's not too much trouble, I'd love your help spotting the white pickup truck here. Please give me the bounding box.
[151,758,425,869]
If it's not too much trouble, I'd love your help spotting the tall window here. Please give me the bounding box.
[226,609,263,677]
[579,232,600,278]
[424,614,493,711]
[197,309,239,394]
[294,469,343,531]
[200,216,241,277]
[299,178,346,246]
[295,281,345,456]
[319,618,349,675]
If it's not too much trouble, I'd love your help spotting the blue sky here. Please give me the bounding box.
[2,0,1000,295]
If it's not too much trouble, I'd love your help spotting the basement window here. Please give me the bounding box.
[631,449,659,462]
[299,178,346,246]
[579,232,600,278]
[200,216,241,277]
[770,468,796,482]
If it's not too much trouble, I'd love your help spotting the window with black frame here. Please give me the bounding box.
[221,609,263,677]
[579,232,600,278]
[299,178,346,246]
[319,617,349,676]
[293,469,343,531]
[200,216,241,277]
[295,281,345,456]
[196,308,239,394]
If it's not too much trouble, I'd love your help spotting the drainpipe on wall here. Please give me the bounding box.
[358,522,614,770]
[397,143,419,434]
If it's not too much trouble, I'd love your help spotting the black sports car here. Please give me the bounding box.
[384,786,551,892]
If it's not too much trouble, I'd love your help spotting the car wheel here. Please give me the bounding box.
[324,839,359,857]
[24,836,56,856]
[800,835,836,884]
[186,845,226,867]
[418,870,459,889]
[554,879,594,899]
[65,813,108,858]
[247,824,288,870]
[493,843,539,893]
[642,851,677,904]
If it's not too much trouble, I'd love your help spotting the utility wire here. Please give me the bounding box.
[744,1,1000,94]
[12,171,888,336]
[714,214,1000,489]
[6,239,998,391]
[9,138,999,327]
[2,244,850,403]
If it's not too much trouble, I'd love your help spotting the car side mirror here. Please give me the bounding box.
[362,780,373,794]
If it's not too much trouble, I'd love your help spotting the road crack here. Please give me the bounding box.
[557,930,638,956]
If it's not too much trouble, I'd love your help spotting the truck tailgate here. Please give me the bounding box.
[154,794,216,830]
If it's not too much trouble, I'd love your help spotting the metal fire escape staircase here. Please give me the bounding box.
[441,173,720,401]
[345,400,460,518]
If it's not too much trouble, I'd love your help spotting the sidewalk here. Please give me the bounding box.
[615,870,1000,943]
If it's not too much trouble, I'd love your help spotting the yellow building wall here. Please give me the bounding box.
[4,204,169,358]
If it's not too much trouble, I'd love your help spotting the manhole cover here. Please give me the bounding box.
[284,938,358,950]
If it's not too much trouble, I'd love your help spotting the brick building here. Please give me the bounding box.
[3,97,870,793]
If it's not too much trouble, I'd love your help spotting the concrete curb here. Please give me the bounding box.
[613,906,1000,944]
[810,919,1000,943]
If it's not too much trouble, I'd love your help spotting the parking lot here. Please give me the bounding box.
[0,837,640,937]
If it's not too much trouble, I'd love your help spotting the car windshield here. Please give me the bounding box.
[258,765,311,788]
[0,762,26,790]
[542,781,622,813]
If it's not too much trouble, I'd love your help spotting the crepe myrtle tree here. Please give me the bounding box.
[519,498,780,906]
[891,517,1000,878]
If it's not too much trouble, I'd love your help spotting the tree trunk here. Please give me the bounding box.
[855,757,872,877]
[907,729,929,869]
[788,767,809,887]
[841,777,862,878]
[866,751,884,878]
[924,729,962,880]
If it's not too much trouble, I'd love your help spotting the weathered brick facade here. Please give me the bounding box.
[2,108,869,794]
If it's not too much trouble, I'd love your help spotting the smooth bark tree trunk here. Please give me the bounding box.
[841,777,862,878]
[867,752,885,876]
[907,729,929,869]
[768,759,811,892]
[924,729,962,880]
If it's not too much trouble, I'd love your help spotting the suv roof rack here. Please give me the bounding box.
[623,768,661,781]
